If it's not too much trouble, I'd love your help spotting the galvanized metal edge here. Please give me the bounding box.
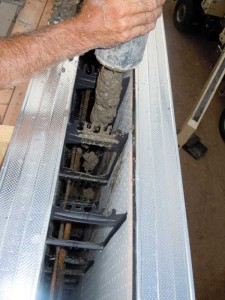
[135,16,195,300]
[0,57,78,300]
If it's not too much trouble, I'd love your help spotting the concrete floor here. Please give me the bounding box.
[164,2,225,299]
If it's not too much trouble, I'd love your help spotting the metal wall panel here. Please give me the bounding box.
[0,58,78,300]
[135,16,195,300]
[73,15,195,300]
[75,73,133,300]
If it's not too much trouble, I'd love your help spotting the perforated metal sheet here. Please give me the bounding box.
[135,16,195,299]
[74,72,133,300]
[0,58,78,300]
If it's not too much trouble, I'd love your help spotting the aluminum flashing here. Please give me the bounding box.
[135,16,195,299]
[0,58,78,300]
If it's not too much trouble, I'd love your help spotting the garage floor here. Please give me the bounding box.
[164,2,225,299]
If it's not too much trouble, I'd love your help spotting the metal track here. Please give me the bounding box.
[135,16,195,299]
[0,58,78,300]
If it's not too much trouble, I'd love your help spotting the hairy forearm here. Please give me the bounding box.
[0,0,165,89]
[0,17,94,89]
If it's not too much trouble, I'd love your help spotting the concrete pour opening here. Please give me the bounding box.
[37,50,133,300]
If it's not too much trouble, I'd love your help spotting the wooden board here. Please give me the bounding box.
[12,0,47,34]
[0,89,14,105]
[39,0,55,28]
[3,83,29,126]
[0,105,8,124]
[0,125,14,166]
[1,0,54,126]
[0,0,54,163]
[0,2,18,37]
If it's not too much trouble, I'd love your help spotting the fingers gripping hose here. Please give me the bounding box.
[91,31,148,129]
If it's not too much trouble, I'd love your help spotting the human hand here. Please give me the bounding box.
[77,0,165,48]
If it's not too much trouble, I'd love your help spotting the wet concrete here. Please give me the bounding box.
[164,2,225,299]
[90,67,122,127]
[82,187,95,201]
[83,151,99,173]
[50,0,81,23]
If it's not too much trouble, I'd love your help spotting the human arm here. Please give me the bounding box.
[0,0,164,89]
